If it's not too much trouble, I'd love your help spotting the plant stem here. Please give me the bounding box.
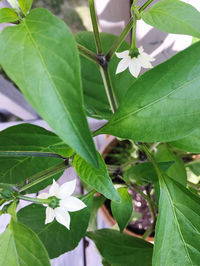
[18,161,69,193]
[99,66,118,113]
[130,17,137,50]
[0,151,64,159]
[142,223,154,240]
[17,194,50,205]
[139,0,155,12]
[88,0,103,54]
[77,43,99,65]
[106,17,134,61]
[132,184,157,209]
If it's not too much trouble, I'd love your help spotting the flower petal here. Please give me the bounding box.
[141,52,155,62]
[115,50,129,58]
[129,58,141,78]
[45,207,55,224]
[116,58,130,74]
[138,46,144,53]
[54,207,71,229]
[49,179,59,197]
[60,196,87,212]
[57,179,76,199]
[37,193,49,199]
[138,54,153,69]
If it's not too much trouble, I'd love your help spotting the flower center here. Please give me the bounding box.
[129,48,140,59]
[48,196,60,209]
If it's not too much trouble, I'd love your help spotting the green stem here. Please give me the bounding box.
[19,161,69,193]
[142,223,154,240]
[89,0,103,54]
[132,184,158,209]
[130,17,137,50]
[0,151,64,159]
[77,43,99,65]
[139,0,155,12]
[17,194,50,205]
[6,0,20,12]
[99,66,118,113]
[106,17,134,61]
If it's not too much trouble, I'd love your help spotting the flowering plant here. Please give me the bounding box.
[0,0,200,265]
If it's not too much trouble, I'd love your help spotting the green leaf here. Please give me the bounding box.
[186,160,200,176]
[155,144,187,186]
[141,0,200,38]
[0,7,19,23]
[111,187,133,232]
[153,173,200,265]
[88,195,105,231]
[18,192,93,259]
[0,8,98,168]
[73,152,120,202]
[97,42,200,142]
[124,161,174,185]
[170,128,200,153]
[0,219,50,266]
[0,124,70,192]
[76,32,135,120]
[87,229,153,266]
[19,0,33,14]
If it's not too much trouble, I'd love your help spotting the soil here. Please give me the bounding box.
[104,139,157,236]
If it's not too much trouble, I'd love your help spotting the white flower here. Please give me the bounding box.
[38,179,86,229]
[116,47,155,78]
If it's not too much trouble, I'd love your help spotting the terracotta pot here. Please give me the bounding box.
[100,137,154,243]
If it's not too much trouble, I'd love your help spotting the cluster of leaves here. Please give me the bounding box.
[0,0,200,265]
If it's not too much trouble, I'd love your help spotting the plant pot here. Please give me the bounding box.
[100,137,155,243]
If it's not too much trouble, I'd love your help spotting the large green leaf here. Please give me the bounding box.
[18,192,93,259]
[0,7,19,23]
[170,128,200,153]
[97,42,200,142]
[0,219,50,266]
[76,32,135,119]
[73,153,120,202]
[87,229,153,266]
[111,187,133,232]
[141,0,200,38]
[155,144,187,186]
[0,8,98,168]
[0,124,71,192]
[153,173,200,265]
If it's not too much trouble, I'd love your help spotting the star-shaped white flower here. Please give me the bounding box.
[116,47,155,78]
[38,179,86,229]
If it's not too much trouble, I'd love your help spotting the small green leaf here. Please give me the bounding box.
[76,32,135,120]
[141,0,200,38]
[19,0,33,14]
[153,173,200,265]
[0,219,50,266]
[97,42,200,142]
[0,8,98,168]
[87,229,153,266]
[88,195,105,231]
[73,152,120,202]
[111,187,133,232]
[18,192,93,258]
[155,144,187,186]
[0,7,19,23]
[124,161,174,185]
[170,128,200,153]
